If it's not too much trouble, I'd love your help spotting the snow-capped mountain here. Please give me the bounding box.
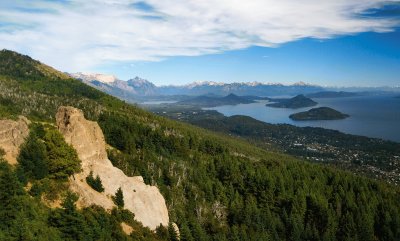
[69,72,118,84]
[69,72,399,103]
[185,81,226,89]
[69,73,158,101]
[158,80,322,96]
[127,77,157,95]
[70,72,326,100]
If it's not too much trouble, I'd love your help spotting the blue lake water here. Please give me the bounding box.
[205,95,400,142]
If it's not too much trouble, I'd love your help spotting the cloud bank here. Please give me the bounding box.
[0,0,398,71]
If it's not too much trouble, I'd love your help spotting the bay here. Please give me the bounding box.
[205,95,400,142]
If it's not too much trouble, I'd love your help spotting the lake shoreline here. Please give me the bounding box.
[205,95,400,142]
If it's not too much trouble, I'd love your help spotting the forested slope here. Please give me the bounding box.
[0,49,399,241]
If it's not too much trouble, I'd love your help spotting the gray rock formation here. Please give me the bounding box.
[0,116,30,164]
[56,106,169,230]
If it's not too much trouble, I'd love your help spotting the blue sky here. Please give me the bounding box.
[95,29,400,86]
[0,0,399,86]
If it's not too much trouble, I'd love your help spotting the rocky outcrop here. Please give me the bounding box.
[0,116,30,164]
[56,106,169,230]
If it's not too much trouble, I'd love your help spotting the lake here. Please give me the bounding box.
[205,95,400,142]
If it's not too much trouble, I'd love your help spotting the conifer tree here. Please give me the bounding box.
[168,223,179,241]
[18,133,48,180]
[43,129,81,179]
[113,187,124,208]
[86,171,104,192]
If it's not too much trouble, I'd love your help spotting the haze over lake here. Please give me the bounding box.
[206,95,400,142]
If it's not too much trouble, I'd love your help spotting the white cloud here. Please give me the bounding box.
[0,0,398,71]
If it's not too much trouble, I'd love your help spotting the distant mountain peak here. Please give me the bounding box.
[226,93,238,97]
[70,72,118,84]
[292,81,313,86]
[247,81,263,86]
[186,81,225,88]
[224,93,242,99]
[127,76,155,86]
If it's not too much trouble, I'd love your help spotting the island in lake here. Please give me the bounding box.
[266,94,317,109]
[289,107,350,120]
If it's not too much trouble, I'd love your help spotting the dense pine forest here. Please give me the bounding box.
[0,49,400,240]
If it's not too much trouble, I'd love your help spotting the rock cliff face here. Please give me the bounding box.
[56,106,169,230]
[0,116,30,164]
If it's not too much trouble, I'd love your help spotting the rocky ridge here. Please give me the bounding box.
[56,106,169,230]
[0,116,30,164]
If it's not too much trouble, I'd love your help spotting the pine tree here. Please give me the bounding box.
[168,222,179,241]
[49,192,88,241]
[0,162,24,229]
[179,222,194,241]
[113,187,124,208]
[18,133,48,180]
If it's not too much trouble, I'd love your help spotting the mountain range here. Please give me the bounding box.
[69,73,326,99]
[70,73,400,103]
[69,73,157,101]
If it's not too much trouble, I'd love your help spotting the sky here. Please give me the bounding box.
[0,0,399,86]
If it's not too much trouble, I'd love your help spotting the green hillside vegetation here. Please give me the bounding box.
[1,50,400,241]
[289,107,349,120]
[17,124,81,199]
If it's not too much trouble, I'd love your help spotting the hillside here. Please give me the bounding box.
[151,105,400,185]
[1,50,400,241]
[266,94,318,109]
[289,107,350,120]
